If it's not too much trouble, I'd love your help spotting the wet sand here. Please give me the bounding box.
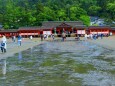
[0,38,43,60]
[87,35,115,50]
[0,36,115,60]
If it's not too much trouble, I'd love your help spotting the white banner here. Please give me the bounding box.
[90,32,97,34]
[91,31,109,34]
[77,30,82,34]
[77,30,85,34]
[20,33,38,35]
[98,32,109,34]
[43,31,51,35]
[20,33,26,35]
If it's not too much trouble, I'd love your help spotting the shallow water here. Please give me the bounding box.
[0,41,115,86]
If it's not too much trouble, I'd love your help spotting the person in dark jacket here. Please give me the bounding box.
[1,41,6,53]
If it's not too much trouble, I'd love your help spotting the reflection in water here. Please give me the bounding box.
[18,52,22,60]
[30,47,33,54]
[2,59,6,75]
[0,41,114,86]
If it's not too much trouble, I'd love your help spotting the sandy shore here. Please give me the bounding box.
[87,35,115,51]
[0,38,43,60]
[0,36,115,60]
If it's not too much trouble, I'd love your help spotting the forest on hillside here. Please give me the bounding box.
[0,0,115,29]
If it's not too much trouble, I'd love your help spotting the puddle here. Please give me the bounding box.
[0,41,115,86]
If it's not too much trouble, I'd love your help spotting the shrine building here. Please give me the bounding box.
[0,21,114,37]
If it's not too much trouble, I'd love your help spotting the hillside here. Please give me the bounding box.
[0,0,115,29]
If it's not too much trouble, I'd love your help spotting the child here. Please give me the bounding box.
[1,41,6,53]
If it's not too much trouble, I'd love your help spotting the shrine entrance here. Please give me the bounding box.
[53,23,73,37]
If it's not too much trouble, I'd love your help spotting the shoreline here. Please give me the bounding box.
[87,36,115,51]
[0,38,43,60]
[0,36,115,60]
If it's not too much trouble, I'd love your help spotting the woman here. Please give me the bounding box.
[1,35,7,43]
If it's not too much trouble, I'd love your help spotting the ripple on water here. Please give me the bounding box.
[69,71,115,86]
[0,41,115,86]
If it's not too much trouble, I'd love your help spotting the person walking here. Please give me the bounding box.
[30,35,33,40]
[1,35,7,43]
[1,35,7,53]
[62,32,66,41]
[50,34,55,40]
[17,34,22,46]
[1,41,6,53]
[84,34,88,40]
[12,35,16,42]
[40,34,43,41]
[100,33,103,39]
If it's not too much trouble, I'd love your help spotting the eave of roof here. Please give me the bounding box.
[110,27,115,30]
[18,26,53,30]
[88,26,111,29]
[74,25,87,28]
[42,21,84,27]
[0,29,18,32]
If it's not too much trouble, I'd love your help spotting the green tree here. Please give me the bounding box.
[88,5,101,16]
[0,0,115,28]
[70,6,87,20]
[79,15,90,26]
[34,3,44,25]
[57,9,66,21]
[107,2,115,20]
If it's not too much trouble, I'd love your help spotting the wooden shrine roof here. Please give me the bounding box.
[18,26,53,31]
[88,26,111,29]
[42,21,84,28]
[18,21,85,30]
[110,27,115,30]
[0,29,18,32]
[74,25,87,29]
[56,23,72,28]
[18,27,40,30]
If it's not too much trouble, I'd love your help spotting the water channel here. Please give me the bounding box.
[0,40,115,86]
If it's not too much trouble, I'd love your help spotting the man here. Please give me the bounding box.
[17,34,22,46]
[40,34,43,41]
[1,35,7,53]
[1,41,6,53]
[62,32,66,41]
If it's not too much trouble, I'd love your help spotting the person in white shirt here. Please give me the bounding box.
[30,35,33,40]
[1,35,7,43]
[84,34,88,40]
[1,35,7,53]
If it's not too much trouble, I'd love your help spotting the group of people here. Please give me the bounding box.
[11,34,22,46]
[40,33,66,42]
[84,33,106,40]
[40,34,55,41]
[0,34,22,53]
[0,32,111,53]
